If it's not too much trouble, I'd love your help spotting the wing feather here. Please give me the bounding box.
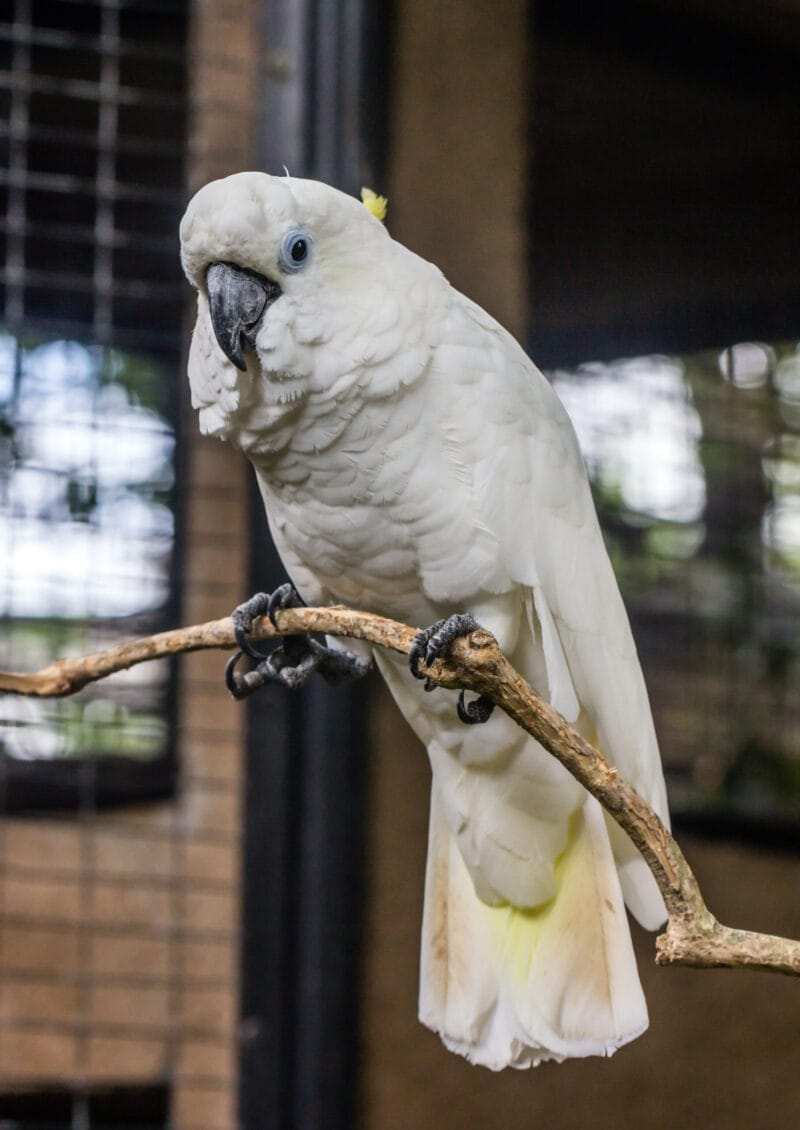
[424,291,669,926]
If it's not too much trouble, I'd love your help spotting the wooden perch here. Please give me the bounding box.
[1,606,799,976]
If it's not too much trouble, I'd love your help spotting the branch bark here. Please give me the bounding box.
[2,606,799,976]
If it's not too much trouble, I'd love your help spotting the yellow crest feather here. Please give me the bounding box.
[361,186,388,222]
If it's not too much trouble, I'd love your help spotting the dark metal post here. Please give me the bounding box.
[239,3,392,1128]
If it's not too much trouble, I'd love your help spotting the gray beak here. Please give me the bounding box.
[206,262,281,371]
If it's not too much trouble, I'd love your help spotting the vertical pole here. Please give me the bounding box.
[239,5,388,1127]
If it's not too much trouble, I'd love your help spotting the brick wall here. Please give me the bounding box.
[0,2,260,1127]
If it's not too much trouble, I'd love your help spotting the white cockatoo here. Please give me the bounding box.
[180,172,670,1070]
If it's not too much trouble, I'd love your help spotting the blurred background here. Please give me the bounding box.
[1,0,799,1127]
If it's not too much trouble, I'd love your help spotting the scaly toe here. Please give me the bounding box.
[409,619,447,680]
[231,592,272,660]
[266,582,304,627]
[423,613,480,668]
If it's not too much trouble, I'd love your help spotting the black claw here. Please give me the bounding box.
[410,614,480,681]
[225,650,248,699]
[225,648,277,700]
[457,690,495,725]
[266,581,305,627]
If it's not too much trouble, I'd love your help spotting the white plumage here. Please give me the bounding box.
[181,172,670,1069]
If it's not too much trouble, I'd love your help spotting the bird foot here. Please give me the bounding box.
[231,583,304,660]
[225,585,371,700]
[409,613,495,725]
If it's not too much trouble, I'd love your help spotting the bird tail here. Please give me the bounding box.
[418,786,649,1070]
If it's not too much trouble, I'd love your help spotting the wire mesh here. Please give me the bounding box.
[0,0,187,793]
[552,344,800,835]
[0,1,211,1122]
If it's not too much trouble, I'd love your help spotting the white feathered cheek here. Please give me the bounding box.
[188,295,243,437]
[253,297,312,380]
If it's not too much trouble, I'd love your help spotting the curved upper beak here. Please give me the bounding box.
[206,262,282,371]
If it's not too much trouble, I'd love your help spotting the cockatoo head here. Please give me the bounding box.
[181,171,391,371]
[180,172,440,451]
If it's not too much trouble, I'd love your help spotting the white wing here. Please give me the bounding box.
[418,289,670,927]
[366,285,671,1068]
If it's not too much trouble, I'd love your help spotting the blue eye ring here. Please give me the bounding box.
[279,229,312,272]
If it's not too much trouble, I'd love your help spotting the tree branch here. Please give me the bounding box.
[2,607,799,976]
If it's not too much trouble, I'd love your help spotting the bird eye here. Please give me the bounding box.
[279,229,312,273]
